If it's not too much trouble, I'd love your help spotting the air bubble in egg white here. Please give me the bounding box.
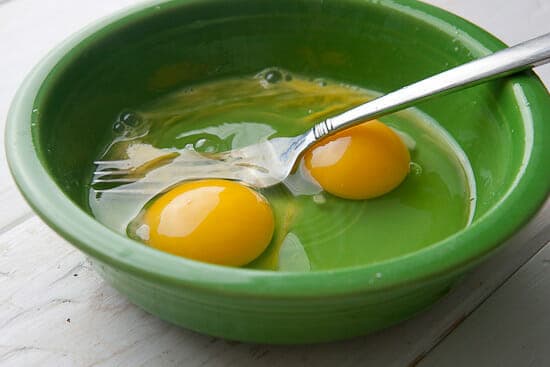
[410,162,423,176]
[313,193,326,205]
[195,138,207,149]
[315,79,327,87]
[193,137,219,153]
[113,122,125,133]
[119,111,143,127]
[264,69,283,84]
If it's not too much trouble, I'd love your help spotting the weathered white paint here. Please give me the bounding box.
[0,0,141,229]
[0,0,549,366]
[419,241,550,367]
[0,209,548,366]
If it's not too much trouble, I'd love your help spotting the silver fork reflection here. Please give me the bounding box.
[92,134,314,193]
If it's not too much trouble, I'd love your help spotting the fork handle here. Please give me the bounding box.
[312,32,550,140]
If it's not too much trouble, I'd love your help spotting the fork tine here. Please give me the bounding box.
[94,160,133,168]
[93,189,157,195]
[90,141,280,190]
[93,156,223,177]
[93,178,139,183]
[93,170,132,176]
[92,160,213,179]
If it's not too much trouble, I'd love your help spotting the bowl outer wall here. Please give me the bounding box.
[5,0,550,301]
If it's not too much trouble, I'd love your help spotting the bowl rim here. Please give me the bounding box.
[6,0,550,298]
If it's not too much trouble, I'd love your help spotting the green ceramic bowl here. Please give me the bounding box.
[6,0,550,344]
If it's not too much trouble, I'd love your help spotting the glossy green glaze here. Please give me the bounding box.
[6,0,550,343]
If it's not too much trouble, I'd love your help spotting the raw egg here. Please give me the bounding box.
[140,179,274,266]
[304,120,410,200]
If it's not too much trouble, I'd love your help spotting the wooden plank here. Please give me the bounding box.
[432,0,550,85]
[418,240,550,367]
[0,0,141,230]
[0,0,549,366]
[0,202,548,366]
[0,186,32,234]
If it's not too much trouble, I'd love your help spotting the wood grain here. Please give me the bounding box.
[0,0,549,366]
[0,205,548,366]
[0,0,141,231]
[419,241,550,367]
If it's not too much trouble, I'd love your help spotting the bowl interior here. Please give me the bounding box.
[15,0,550,286]
[36,0,528,216]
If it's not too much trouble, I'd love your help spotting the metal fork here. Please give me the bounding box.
[93,32,550,193]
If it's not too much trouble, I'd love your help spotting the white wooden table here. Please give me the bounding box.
[1,1,549,366]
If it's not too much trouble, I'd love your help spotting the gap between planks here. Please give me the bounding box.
[411,237,550,366]
[0,200,548,366]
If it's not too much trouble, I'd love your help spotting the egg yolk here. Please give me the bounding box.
[142,179,274,266]
[304,120,410,200]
